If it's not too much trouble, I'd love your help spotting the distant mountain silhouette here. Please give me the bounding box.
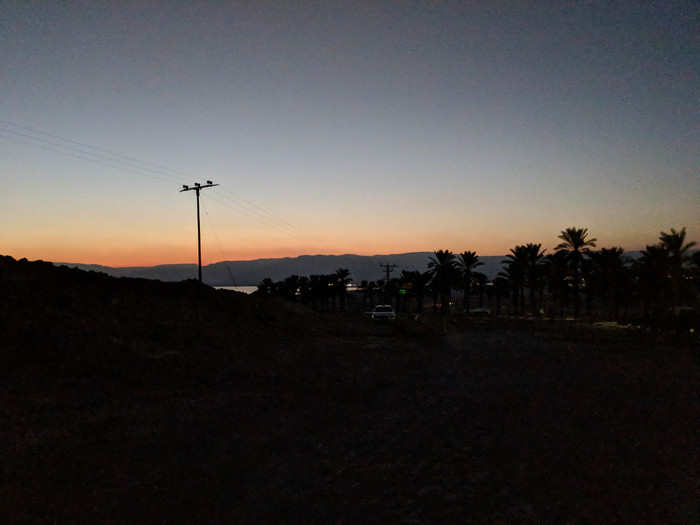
[55,253,502,285]
[56,251,643,286]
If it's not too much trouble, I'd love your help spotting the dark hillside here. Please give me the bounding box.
[2,256,291,381]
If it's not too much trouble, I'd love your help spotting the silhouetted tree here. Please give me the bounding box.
[692,251,700,284]
[524,243,546,315]
[473,271,488,308]
[659,227,696,307]
[503,245,528,315]
[457,251,483,313]
[298,276,310,304]
[279,274,300,301]
[400,270,431,313]
[635,245,671,327]
[428,250,458,314]
[430,279,439,313]
[334,268,351,311]
[257,277,275,295]
[309,275,328,311]
[690,251,700,307]
[555,227,597,317]
[387,277,401,311]
[414,271,432,313]
[492,276,510,315]
[588,247,627,320]
[544,251,569,317]
[498,262,521,315]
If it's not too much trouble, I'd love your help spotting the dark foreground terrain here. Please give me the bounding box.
[1,257,697,523]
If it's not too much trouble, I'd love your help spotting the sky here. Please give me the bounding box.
[1,0,698,266]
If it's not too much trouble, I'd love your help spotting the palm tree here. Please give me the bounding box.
[499,262,521,315]
[588,247,627,320]
[414,271,432,313]
[555,227,597,317]
[334,268,351,311]
[473,271,488,308]
[544,250,570,317]
[492,276,510,315]
[457,250,483,313]
[400,270,431,313]
[524,243,546,315]
[635,245,671,327]
[428,249,458,314]
[503,245,528,315]
[556,227,598,253]
[658,227,696,306]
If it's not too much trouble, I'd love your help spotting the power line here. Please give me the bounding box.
[3,120,296,231]
[200,197,237,285]
[206,193,298,237]
[0,120,189,181]
[0,128,180,185]
[217,186,297,232]
[0,121,300,234]
[213,191,295,233]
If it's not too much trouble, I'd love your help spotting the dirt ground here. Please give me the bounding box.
[1,257,697,523]
[2,322,697,524]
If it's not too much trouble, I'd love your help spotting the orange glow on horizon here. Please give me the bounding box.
[4,238,660,268]
[4,217,690,268]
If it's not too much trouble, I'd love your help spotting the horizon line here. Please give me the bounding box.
[39,247,649,269]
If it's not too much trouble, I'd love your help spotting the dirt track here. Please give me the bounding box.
[3,324,696,524]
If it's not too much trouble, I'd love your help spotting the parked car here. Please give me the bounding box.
[369,304,396,320]
[470,307,491,317]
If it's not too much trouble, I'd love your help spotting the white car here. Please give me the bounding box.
[470,307,491,317]
[370,305,396,320]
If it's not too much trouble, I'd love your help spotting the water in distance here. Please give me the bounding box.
[216,285,257,294]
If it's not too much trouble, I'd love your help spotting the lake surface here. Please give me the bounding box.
[216,285,257,294]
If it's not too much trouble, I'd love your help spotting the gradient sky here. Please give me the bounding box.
[1,1,697,266]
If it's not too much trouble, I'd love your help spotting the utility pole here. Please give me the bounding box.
[380,263,397,283]
[379,263,397,303]
[180,181,219,282]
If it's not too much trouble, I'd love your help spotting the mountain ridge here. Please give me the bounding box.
[55,250,644,286]
[55,252,502,285]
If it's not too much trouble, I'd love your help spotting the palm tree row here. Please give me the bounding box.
[258,226,698,322]
[484,226,696,322]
